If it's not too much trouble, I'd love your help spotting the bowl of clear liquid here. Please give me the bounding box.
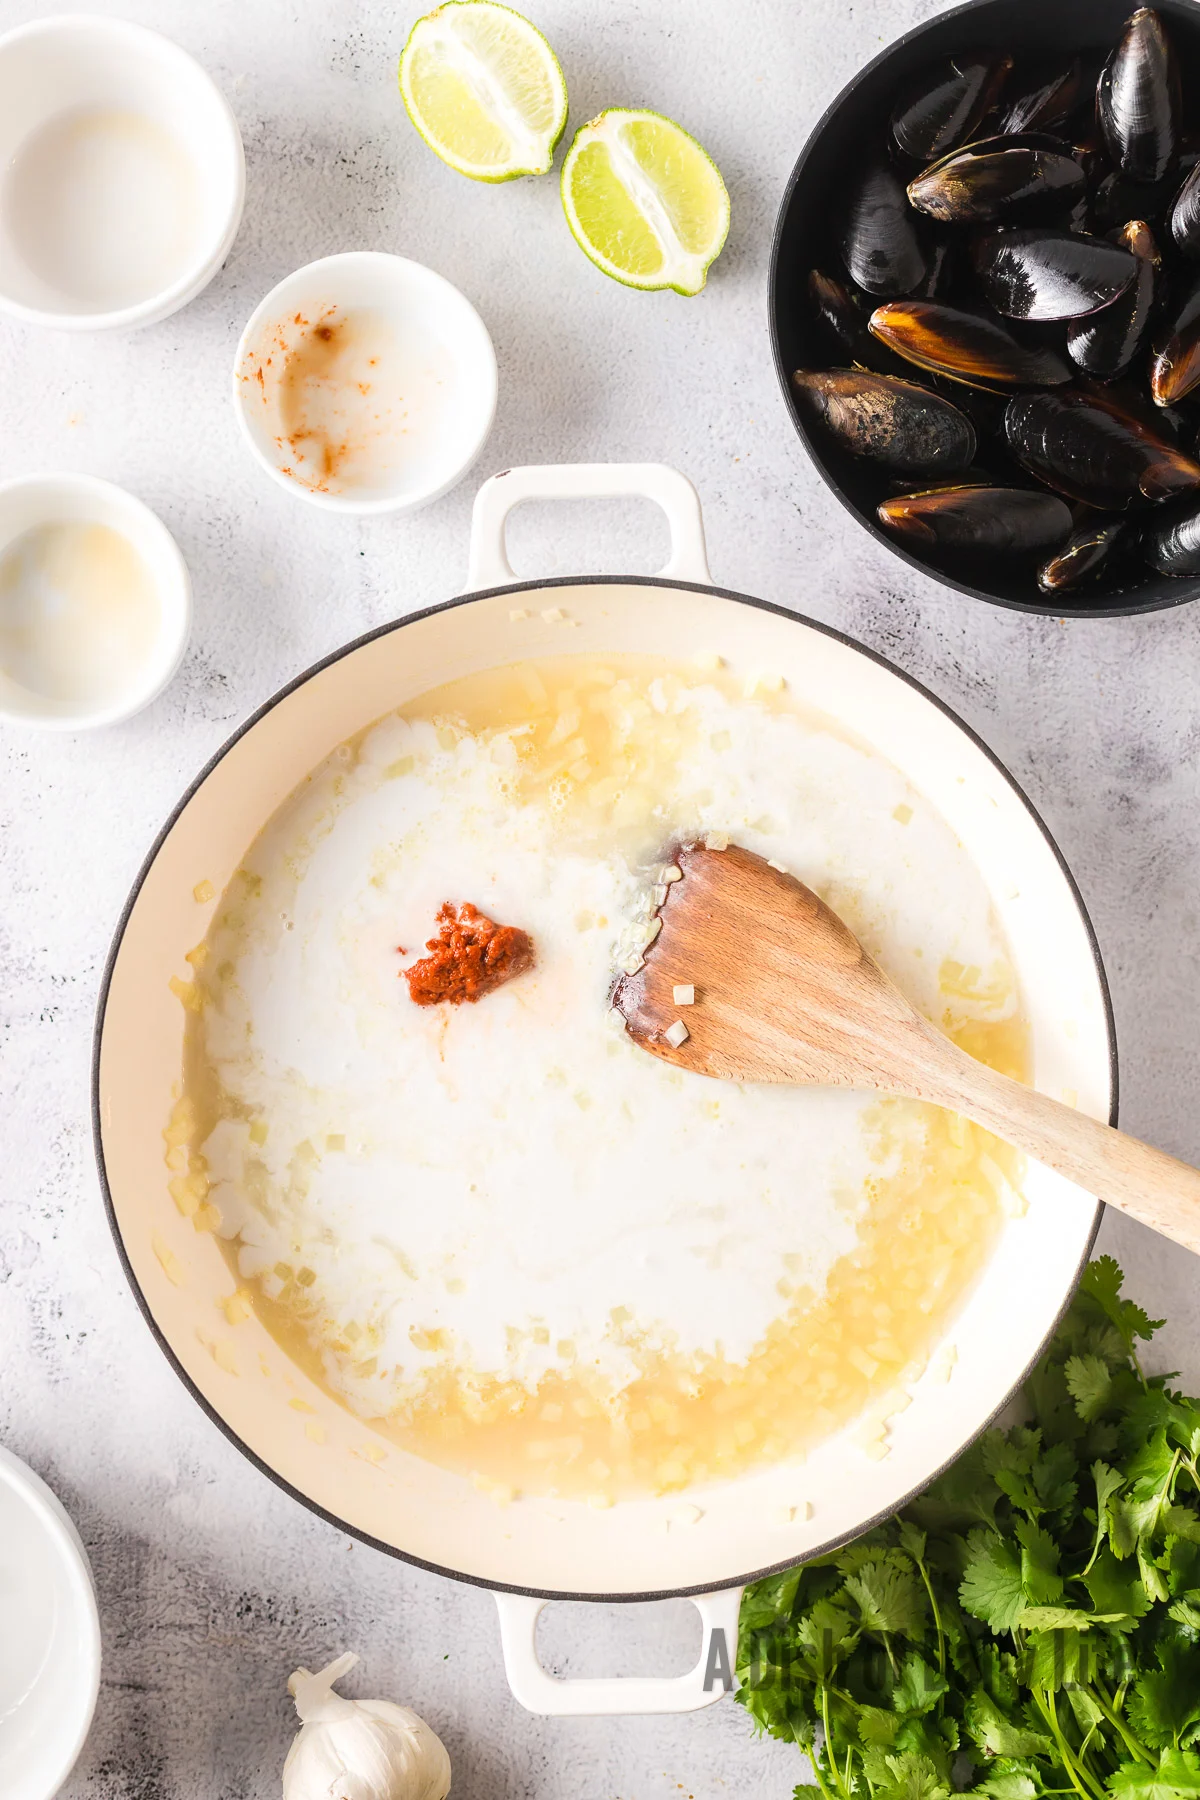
[0,15,245,331]
[0,473,191,729]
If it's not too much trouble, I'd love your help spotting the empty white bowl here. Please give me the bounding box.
[0,474,192,730]
[0,1446,101,1800]
[0,15,245,331]
[233,251,498,515]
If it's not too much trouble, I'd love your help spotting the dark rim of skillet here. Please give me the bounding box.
[769,0,1200,618]
[93,578,1116,1603]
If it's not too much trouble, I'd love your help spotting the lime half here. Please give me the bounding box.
[399,1,568,182]
[561,108,730,295]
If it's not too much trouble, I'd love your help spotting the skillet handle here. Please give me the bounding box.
[467,462,713,589]
[493,1586,742,1715]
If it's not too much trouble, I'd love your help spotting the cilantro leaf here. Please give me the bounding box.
[898,1521,927,1565]
[1067,1353,1114,1421]
[1109,1750,1200,1798]
[1127,1642,1200,1750]
[741,1568,802,1632]
[1084,1546,1153,1622]
[1163,1506,1200,1546]
[1015,1517,1063,1604]
[842,1560,926,1638]
[963,1691,1053,1758]
[872,1751,952,1800]
[1018,1606,1109,1629]
[893,1652,948,1718]
[1087,1461,1126,1571]
[961,1530,1026,1632]
[1080,1255,1163,1367]
[971,1777,1039,1800]
[1034,1440,1078,1514]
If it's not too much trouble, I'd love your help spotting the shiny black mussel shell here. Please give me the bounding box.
[1098,7,1181,185]
[808,269,865,355]
[972,227,1138,322]
[1089,154,1196,232]
[877,484,1072,555]
[791,369,977,476]
[1001,59,1090,136]
[869,299,1073,389]
[839,161,928,296]
[1038,516,1129,593]
[1170,160,1200,260]
[1005,388,1200,508]
[891,53,1012,163]
[907,134,1086,226]
[1144,495,1200,574]
[1151,279,1200,406]
[1068,221,1159,378]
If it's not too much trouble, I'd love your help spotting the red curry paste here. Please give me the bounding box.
[402,902,533,1006]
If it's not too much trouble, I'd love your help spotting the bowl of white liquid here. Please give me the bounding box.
[0,474,191,729]
[233,252,498,514]
[0,16,244,331]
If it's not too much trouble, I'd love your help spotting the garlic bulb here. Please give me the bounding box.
[282,1653,451,1800]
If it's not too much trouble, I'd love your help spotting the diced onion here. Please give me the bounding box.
[704,831,728,851]
[664,1019,689,1048]
[669,1503,703,1527]
[672,984,695,1006]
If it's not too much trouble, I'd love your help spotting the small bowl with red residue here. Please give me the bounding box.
[232,251,497,515]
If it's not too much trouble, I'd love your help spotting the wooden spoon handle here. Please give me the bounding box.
[933,1047,1200,1255]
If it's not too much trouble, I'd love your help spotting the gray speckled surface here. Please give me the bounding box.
[2,0,1199,1794]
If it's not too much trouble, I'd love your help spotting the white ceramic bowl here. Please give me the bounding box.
[0,1446,101,1800]
[0,14,245,331]
[232,251,498,515]
[0,474,192,730]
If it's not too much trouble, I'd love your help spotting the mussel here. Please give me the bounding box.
[1001,59,1090,136]
[891,53,1012,163]
[1005,388,1200,509]
[1089,159,1193,231]
[972,227,1138,321]
[808,269,865,355]
[1038,516,1129,594]
[791,370,977,476]
[1067,221,1159,378]
[1098,8,1180,185]
[1143,495,1200,574]
[839,161,928,296]
[1150,280,1200,405]
[1171,159,1200,259]
[877,484,1072,555]
[868,300,1073,389]
[907,135,1086,226]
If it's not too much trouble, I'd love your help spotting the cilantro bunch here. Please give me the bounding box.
[736,1259,1200,1800]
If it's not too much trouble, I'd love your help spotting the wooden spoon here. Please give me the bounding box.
[613,841,1200,1256]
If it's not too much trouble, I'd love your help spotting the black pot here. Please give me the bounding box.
[770,0,1200,617]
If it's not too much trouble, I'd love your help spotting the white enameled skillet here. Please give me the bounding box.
[94,464,1113,1714]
